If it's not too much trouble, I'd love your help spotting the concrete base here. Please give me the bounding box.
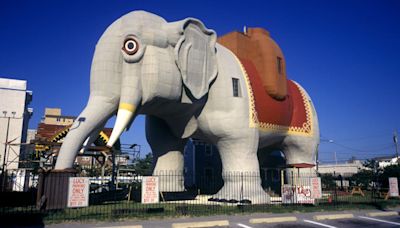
[36,169,77,210]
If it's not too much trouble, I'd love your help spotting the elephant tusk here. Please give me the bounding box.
[79,138,90,154]
[107,103,136,147]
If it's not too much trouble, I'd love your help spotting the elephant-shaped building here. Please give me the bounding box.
[54,11,319,204]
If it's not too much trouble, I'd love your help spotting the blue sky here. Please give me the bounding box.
[1,0,399,163]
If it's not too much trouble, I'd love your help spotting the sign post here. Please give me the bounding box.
[67,177,89,208]
[141,176,159,204]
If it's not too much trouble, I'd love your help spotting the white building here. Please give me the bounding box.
[376,156,399,168]
[0,78,33,171]
[317,160,364,177]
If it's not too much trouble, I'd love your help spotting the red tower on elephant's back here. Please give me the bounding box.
[218,28,287,100]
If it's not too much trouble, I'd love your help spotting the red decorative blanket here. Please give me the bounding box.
[239,58,313,136]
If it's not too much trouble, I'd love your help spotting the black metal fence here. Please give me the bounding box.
[0,170,399,225]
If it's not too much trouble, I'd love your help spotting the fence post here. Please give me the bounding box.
[333,171,338,207]
[291,170,294,205]
[36,169,77,210]
[241,172,243,199]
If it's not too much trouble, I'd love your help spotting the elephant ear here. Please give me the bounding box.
[172,18,218,100]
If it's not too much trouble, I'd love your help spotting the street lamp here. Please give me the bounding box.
[317,138,334,172]
[0,110,20,191]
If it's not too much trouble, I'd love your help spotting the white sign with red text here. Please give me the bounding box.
[282,185,295,204]
[295,185,314,204]
[67,177,89,208]
[311,177,322,199]
[141,176,159,204]
[389,177,399,197]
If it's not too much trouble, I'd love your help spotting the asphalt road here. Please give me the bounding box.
[44,209,400,228]
[233,215,400,228]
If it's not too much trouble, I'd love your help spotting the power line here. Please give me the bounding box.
[331,131,392,142]
[318,151,396,161]
[319,155,396,163]
[319,132,398,162]
[320,129,394,143]
[327,142,394,153]
[319,149,394,154]
[319,151,396,159]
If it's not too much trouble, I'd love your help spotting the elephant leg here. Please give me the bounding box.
[146,115,187,192]
[213,131,270,204]
[281,135,318,167]
[281,135,319,185]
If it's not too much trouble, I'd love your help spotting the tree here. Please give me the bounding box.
[319,173,336,189]
[349,169,374,188]
[379,164,400,189]
[132,153,153,176]
[362,159,380,171]
[348,159,379,188]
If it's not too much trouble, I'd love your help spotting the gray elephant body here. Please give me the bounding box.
[55,11,319,203]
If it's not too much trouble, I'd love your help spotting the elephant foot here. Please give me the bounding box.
[154,171,185,192]
[209,180,270,204]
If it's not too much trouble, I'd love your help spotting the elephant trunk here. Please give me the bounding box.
[55,20,124,170]
[55,97,117,170]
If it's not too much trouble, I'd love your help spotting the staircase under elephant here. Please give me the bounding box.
[218,28,313,136]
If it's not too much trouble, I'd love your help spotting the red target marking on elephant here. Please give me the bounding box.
[239,58,313,135]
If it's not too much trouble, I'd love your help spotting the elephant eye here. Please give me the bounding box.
[122,37,139,55]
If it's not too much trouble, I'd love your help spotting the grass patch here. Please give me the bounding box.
[2,194,399,225]
[40,198,400,224]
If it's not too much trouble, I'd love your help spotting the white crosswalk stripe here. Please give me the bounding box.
[237,223,253,228]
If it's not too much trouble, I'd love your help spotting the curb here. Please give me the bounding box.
[366,211,399,217]
[314,213,354,220]
[171,220,229,228]
[249,216,297,224]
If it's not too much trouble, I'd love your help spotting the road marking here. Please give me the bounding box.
[303,219,337,228]
[359,216,400,226]
[99,226,142,228]
[237,223,253,228]
[303,220,337,228]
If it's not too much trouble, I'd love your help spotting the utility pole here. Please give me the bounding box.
[333,151,337,174]
[334,151,337,165]
[1,111,12,192]
[394,130,399,165]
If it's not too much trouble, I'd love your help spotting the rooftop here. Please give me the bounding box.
[0,77,27,90]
